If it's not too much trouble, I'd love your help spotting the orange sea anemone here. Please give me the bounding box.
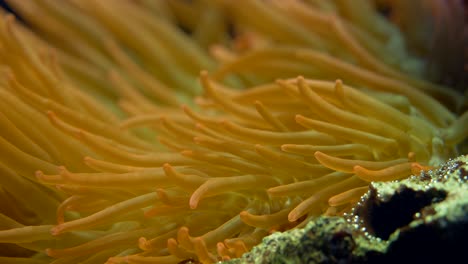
[0,1,466,263]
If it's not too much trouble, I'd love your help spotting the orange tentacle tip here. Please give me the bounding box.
[411,163,434,175]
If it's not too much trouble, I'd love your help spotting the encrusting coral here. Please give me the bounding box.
[0,1,466,263]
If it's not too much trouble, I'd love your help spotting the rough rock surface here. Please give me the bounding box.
[225,155,468,264]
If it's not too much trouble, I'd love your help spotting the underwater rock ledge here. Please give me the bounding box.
[225,155,468,264]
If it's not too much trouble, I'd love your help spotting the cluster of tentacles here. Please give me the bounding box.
[0,1,466,264]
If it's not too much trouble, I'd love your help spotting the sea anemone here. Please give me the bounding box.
[0,1,466,263]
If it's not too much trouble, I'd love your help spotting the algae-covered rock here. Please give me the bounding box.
[353,154,468,263]
[225,155,468,264]
[224,216,355,264]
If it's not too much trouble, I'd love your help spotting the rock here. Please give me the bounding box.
[226,155,468,263]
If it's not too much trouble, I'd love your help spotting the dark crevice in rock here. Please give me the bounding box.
[358,186,447,240]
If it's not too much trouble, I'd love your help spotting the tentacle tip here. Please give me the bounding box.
[294,114,303,121]
[313,150,325,159]
[35,170,44,180]
[167,238,179,254]
[353,165,364,172]
[280,144,289,151]
[189,198,199,210]
[179,226,189,234]
[180,150,193,156]
[194,123,204,129]
[144,210,155,218]
[287,211,300,223]
[181,105,192,115]
[138,237,148,250]
[200,70,209,77]
[239,210,249,218]
[44,248,54,257]
[50,226,62,236]
[296,75,305,82]
[46,110,56,118]
[407,152,416,161]
[266,187,276,196]
[217,242,227,252]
